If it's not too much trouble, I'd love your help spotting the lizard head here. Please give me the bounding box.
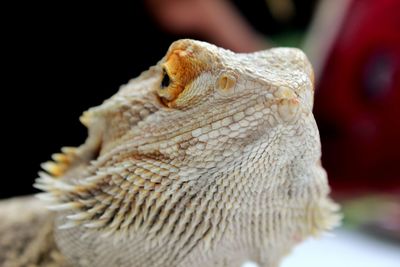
[36,39,328,234]
[157,39,314,111]
[40,39,316,176]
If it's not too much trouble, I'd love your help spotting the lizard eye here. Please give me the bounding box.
[161,68,170,88]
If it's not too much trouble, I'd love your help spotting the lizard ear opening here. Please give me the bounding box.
[156,41,209,108]
[161,67,171,88]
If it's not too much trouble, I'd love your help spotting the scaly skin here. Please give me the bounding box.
[2,39,340,267]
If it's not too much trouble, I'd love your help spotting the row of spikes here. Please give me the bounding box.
[34,157,194,240]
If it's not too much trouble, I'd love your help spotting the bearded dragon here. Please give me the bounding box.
[0,39,340,267]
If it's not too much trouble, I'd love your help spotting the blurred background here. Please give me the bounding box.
[3,0,400,266]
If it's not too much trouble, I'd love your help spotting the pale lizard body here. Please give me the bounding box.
[1,39,340,267]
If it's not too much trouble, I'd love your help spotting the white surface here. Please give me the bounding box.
[243,228,400,267]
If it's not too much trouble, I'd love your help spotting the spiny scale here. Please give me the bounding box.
[37,157,177,235]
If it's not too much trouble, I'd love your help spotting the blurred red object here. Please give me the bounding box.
[315,0,400,193]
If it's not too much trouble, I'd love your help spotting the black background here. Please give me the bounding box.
[2,1,316,198]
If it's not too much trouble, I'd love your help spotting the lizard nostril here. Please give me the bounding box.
[274,86,296,99]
